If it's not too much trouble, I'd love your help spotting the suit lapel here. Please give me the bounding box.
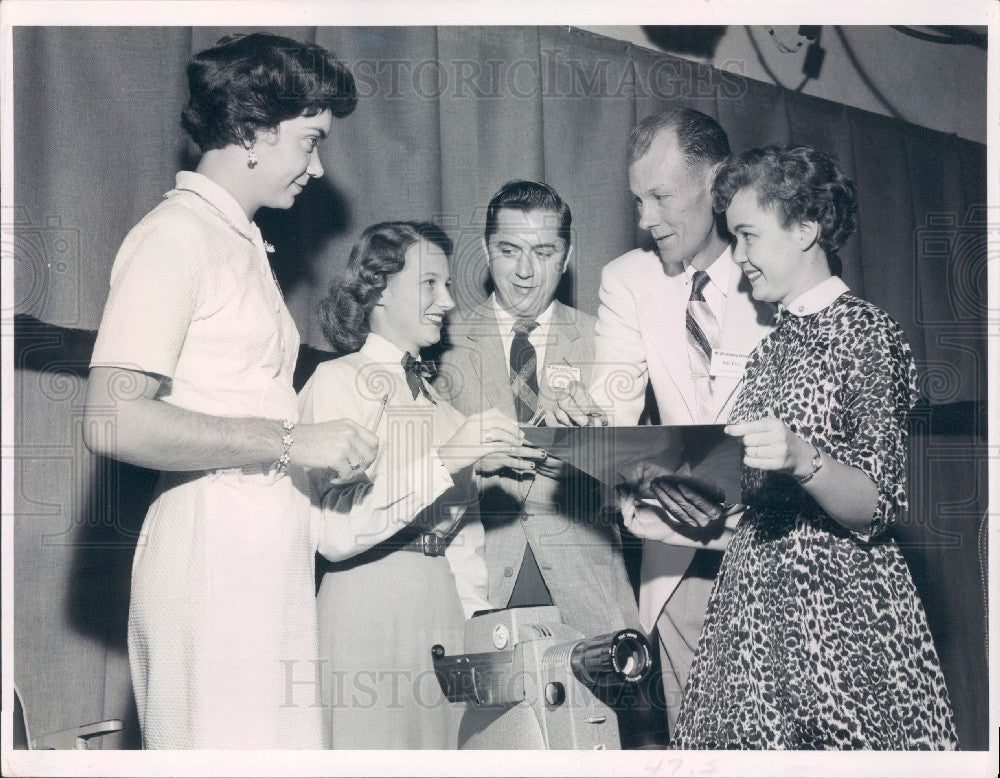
[716,264,775,354]
[463,302,532,502]
[638,258,700,420]
[539,302,582,390]
[462,303,516,417]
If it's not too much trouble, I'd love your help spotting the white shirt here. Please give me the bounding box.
[491,294,557,374]
[683,247,732,330]
[91,170,299,421]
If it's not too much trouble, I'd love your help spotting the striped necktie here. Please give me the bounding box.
[509,319,540,423]
[686,270,719,420]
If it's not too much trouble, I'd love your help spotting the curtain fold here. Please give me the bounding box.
[437,25,547,313]
[11,25,988,750]
[13,27,191,330]
[540,27,635,314]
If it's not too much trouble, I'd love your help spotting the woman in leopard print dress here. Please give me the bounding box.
[670,146,957,749]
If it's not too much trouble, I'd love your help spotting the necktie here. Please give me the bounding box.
[401,352,436,404]
[509,319,540,423]
[686,270,719,420]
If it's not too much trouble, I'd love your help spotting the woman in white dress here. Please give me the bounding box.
[299,222,544,748]
[83,33,378,749]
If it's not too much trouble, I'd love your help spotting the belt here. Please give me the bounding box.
[319,529,450,574]
[399,532,448,557]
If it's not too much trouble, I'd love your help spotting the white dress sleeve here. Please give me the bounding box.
[91,212,207,378]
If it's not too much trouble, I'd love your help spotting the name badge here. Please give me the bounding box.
[710,348,749,379]
[545,363,581,390]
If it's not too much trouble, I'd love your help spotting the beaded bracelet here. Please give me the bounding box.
[276,419,295,472]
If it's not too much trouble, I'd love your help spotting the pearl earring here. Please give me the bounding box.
[247,141,258,169]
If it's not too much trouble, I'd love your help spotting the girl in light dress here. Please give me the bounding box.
[298,222,544,748]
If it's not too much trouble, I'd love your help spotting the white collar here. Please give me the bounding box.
[173,171,256,239]
[685,245,733,297]
[490,294,556,332]
[782,276,850,317]
[360,332,410,366]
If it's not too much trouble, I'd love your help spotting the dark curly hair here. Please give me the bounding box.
[321,222,454,354]
[181,32,357,152]
[712,145,858,256]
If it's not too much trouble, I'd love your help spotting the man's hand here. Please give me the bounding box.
[539,380,608,427]
[648,475,727,530]
[474,447,547,477]
[532,453,568,479]
[441,408,546,475]
[616,461,736,540]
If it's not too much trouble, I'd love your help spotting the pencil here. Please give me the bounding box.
[368,393,389,431]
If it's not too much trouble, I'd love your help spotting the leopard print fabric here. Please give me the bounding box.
[671,293,958,750]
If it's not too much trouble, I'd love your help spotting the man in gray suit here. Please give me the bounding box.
[436,180,640,639]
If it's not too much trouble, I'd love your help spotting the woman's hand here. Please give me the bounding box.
[726,416,883,536]
[724,416,815,479]
[439,408,545,476]
[290,419,380,483]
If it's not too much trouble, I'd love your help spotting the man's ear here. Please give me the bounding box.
[561,243,574,275]
[704,161,723,192]
[481,237,490,263]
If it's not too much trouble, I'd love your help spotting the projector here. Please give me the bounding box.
[432,606,651,749]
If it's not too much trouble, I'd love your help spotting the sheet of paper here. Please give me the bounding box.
[521,424,742,504]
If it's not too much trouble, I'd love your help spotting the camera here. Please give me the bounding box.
[5,207,81,324]
[432,605,651,749]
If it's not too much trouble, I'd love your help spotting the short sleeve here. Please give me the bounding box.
[90,212,206,379]
[830,306,919,540]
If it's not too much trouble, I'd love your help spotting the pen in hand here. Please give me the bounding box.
[368,394,389,431]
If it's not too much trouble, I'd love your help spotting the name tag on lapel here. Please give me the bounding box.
[710,348,749,379]
[545,363,581,390]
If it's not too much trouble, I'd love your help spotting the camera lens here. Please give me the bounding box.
[610,632,650,682]
[570,629,651,686]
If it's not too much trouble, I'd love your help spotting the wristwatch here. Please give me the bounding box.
[794,443,823,485]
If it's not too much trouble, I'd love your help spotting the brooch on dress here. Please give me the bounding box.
[263,240,276,254]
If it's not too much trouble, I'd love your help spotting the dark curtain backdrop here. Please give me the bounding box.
[12,26,988,749]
